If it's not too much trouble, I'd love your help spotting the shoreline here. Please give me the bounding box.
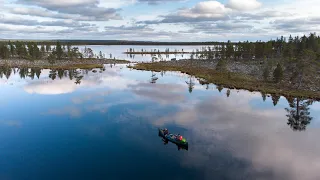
[131,60,320,100]
[0,58,130,69]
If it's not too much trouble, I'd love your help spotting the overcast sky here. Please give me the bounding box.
[0,0,319,41]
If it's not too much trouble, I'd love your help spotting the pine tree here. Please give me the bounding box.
[27,42,33,58]
[40,44,45,57]
[46,44,51,52]
[273,63,283,83]
[216,58,227,72]
[56,41,63,60]
[226,40,234,59]
[0,43,10,59]
[220,43,226,59]
[32,43,40,59]
[254,41,264,59]
[9,41,16,57]
[16,41,27,58]
[263,66,270,81]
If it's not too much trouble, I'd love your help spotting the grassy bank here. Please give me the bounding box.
[132,62,320,100]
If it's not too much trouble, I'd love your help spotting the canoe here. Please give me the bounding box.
[158,128,188,149]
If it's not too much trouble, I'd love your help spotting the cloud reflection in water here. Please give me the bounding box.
[129,87,320,180]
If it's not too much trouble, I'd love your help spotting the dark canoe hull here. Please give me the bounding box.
[158,128,188,149]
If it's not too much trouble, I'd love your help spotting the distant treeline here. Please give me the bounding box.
[1,33,320,62]
[0,41,106,62]
[192,33,320,61]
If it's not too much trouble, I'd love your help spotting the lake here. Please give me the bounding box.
[0,64,320,180]
[76,45,206,62]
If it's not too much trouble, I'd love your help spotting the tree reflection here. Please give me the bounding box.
[29,68,41,79]
[226,89,231,97]
[0,67,87,84]
[271,94,280,106]
[150,71,158,84]
[35,68,41,79]
[285,98,313,131]
[0,66,13,79]
[19,68,28,79]
[186,75,195,93]
[261,91,267,101]
[58,69,64,79]
[216,84,223,92]
[160,71,165,77]
[49,70,57,80]
[29,68,35,80]
[75,75,83,85]
[68,69,74,80]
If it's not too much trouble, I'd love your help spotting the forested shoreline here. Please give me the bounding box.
[0,41,107,61]
[132,33,320,99]
[1,33,320,61]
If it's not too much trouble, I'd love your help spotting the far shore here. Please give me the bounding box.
[0,58,131,69]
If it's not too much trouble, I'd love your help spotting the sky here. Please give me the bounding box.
[0,0,319,41]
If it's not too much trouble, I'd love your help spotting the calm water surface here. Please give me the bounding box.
[77,45,203,61]
[0,64,320,180]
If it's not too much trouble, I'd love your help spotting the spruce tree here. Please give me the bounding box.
[56,41,63,60]
[273,63,283,83]
[263,66,269,81]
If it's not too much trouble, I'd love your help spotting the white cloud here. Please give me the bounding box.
[27,0,97,8]
[24,78,96,95]
[188,1,231,18]
[71,91,112,104]
[226,0,262,11]
[23,67,138,95]
[128,82,186,104]
[100,0,136,8]
[1,0,320,41]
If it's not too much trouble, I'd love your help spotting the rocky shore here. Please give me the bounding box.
[158,59,264,79]
[0,58,130,69]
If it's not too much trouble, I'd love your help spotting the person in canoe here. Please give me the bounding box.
[176,134,183,141]
[163,128,169,136]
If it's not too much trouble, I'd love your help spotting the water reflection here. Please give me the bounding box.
[0,65,320,180]
[135,90,320,180]
[285,98,313,131]
[186,75,195,93]
[271,93,281,106]
[150,71,158,84]
[2,66,319,132]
